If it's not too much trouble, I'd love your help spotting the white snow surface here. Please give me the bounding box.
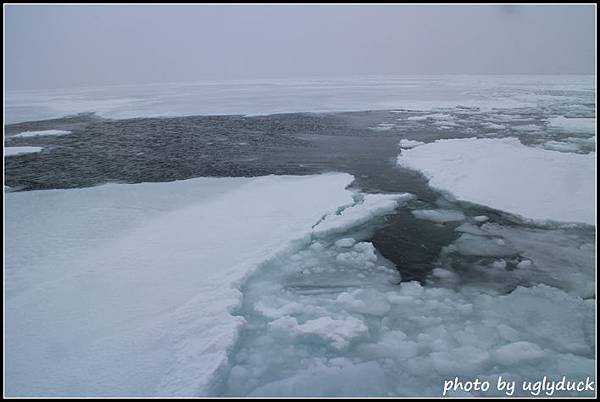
[12,129,71,138]
[397,137,595,225]
[6,173,411,397]
[4,146,43,156]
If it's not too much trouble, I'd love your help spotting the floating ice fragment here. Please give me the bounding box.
[13,129,71,138]
[453,233,517,257]
[412,209,466,223]
[4,146,43,156]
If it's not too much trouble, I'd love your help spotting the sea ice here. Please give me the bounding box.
[12,129,71,138]
[312,193,413,238]
[334,238,356,248]
[547,116,596,134]
[399,139,425,149]
[412,209,466,223]
[482,122,506,130]
[5,173,367,397]
[8,75,592,124]
[397,137,595,225]
[4,146,43,156]
[538,140,581,153]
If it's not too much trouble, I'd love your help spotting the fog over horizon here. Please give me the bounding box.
[5,4,596,91]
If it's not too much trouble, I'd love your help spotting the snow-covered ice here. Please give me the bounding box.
[12,129,71,138]
[312,193,413,238]
[4,146,43,156]
[7,173,388,396]
[5,75,594,124]
[397,137,595,225]
[4,73,596,397]
[5,168,595,396]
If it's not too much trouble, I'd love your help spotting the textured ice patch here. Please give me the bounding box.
[538,136,596,153]
[336,288,391,316]
[369,123,395,131]
[453,233,517,257]
[493,341,546,366]
[538,140,581,153]
[406,113,452,121]
[397,137,595,225]
[512,124,541,132]
[221,209,595,397]
[482,122,506,130]
[438,220,595,299]
[270,315,369,350]
[547,116,596,134]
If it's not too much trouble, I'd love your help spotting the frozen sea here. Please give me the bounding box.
[4,75,596,397]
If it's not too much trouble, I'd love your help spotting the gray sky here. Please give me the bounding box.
[4,4,596,90]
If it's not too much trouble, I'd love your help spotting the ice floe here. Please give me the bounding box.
[4,146,43,156]
[412,209,466,223]
[312,193,413,238]
[397,137,595,225]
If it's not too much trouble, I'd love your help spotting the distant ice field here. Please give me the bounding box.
[5,75,595,124]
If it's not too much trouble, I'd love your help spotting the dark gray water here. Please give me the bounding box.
[4,109,595,283]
